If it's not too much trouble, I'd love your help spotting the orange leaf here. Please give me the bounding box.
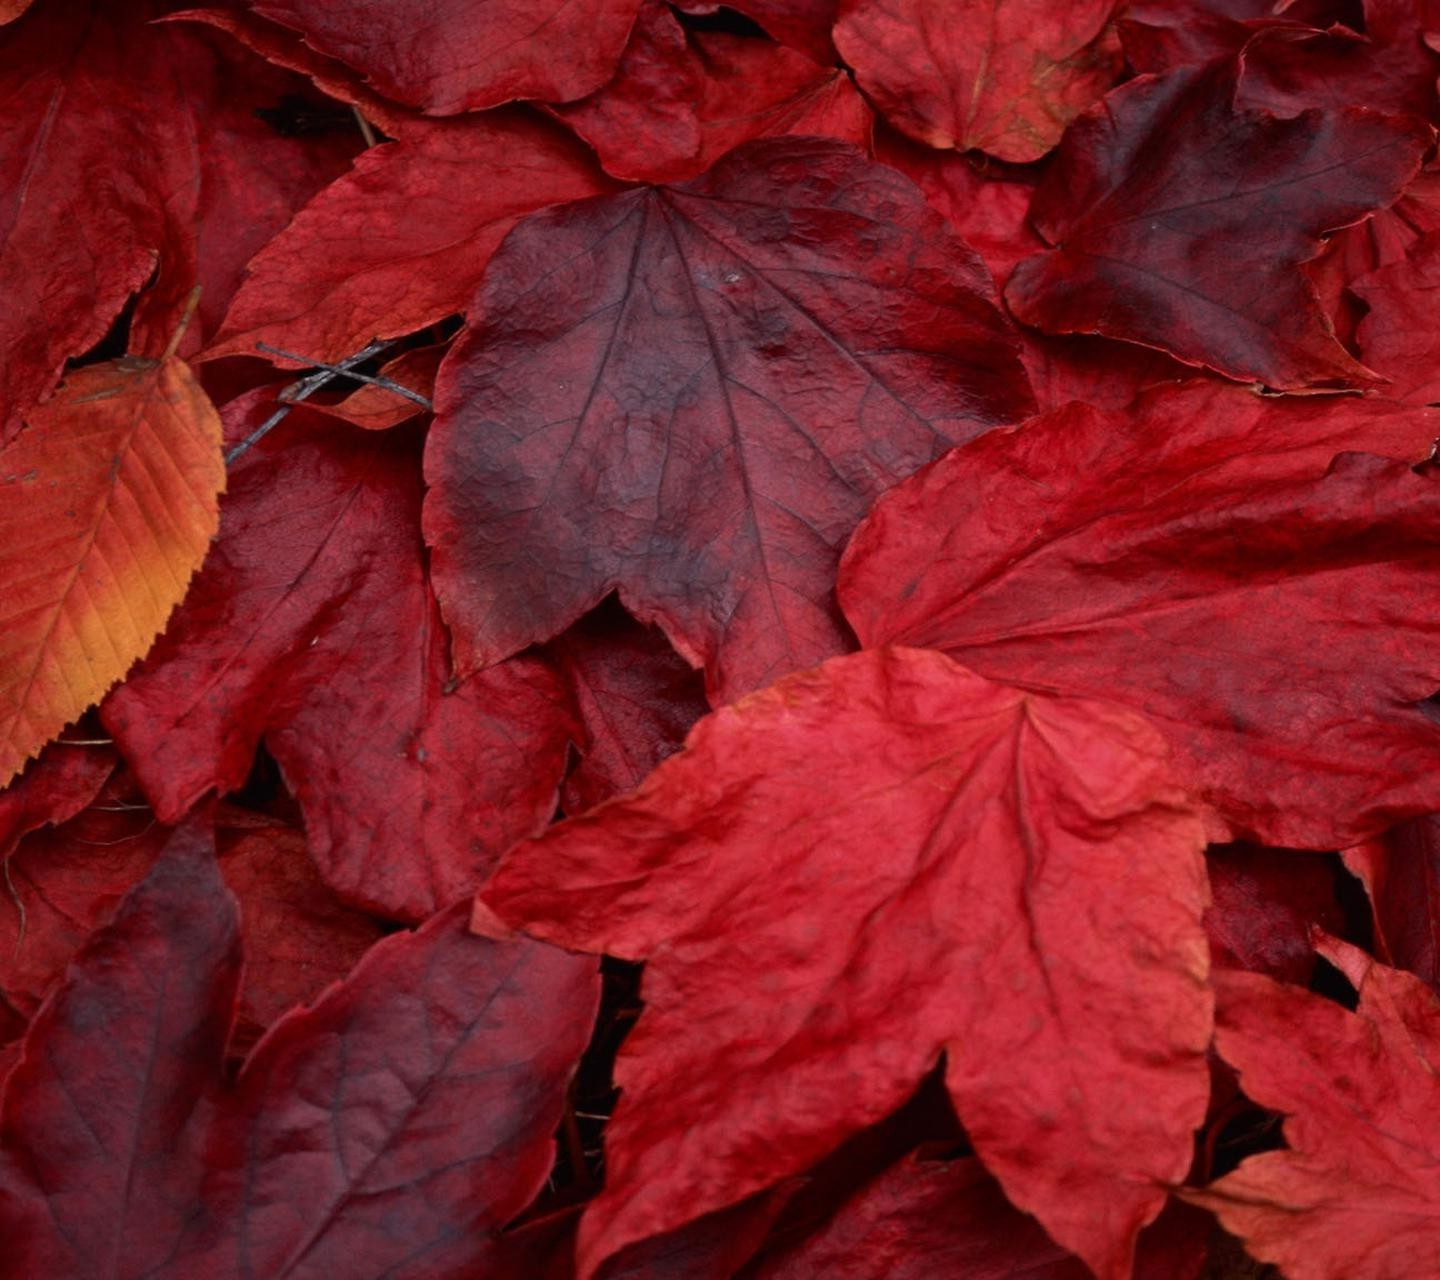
[0,355,224,785]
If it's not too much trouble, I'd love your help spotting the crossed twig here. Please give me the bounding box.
[225,338,433,464]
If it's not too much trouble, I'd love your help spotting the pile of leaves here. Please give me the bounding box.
[5,0,1440,1276]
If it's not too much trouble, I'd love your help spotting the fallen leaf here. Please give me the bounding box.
[0,819,600,1278]
[0,741,114,861]
[103,397,574,921]
[0,355,225,787]
[302,343,444,431]
[1005,60,1432,389]
[834,0,1123,162]
[1233,5,1440,121]
[0,790,384,1056]
[249,0,644,113]
[689,31,872,166]
[479,646,1212,1279]
[547,0,703,183]
[0,0,354,435]
[425,137,1033,702]
[547,601,709,815]
[0,817,242,1280]
[1190,948,1440,1279]
[206,109,612,368]
[839,381,1440,846]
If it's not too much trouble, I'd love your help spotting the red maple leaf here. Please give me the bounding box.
[478,647,1211,1278]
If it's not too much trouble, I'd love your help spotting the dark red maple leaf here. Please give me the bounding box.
[424,137,1034,703]
[839,381,1440,847]
[478,646,1212,1279]
[1005,59,1432,388]
[103,395,575,922]
[0,819,599,1279]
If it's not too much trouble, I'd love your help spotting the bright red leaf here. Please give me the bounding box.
[206,109,612,368]
[1190,944,1440,1279]
[547,1,702,183]
[688,32,871,168]
[1005,59,1432,389]
[0,819,600,1279]
[834,0,1123,162]
[249,0,644,114]
[478,646,1212,1279]
[840,381,1440,847]
[548,11,871,185]
[103,399,575,922]
[425,137,1033,702]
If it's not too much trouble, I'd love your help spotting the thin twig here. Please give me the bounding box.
[4,857,26,953]
[352,105,378,148]
[225,338,394,464]
[55,737,113,746]
[259,341,432,408]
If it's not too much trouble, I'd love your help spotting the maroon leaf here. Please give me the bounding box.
[548,603,709,814]
[753,1153,1212,1279]
[425,137,1033,703]
[0,741,114,860]
[0,822,600,1278]
[183,904,598,1278]
[0,819,241,1280]
[1205,846,1346,984]
[1005,60,1432,389]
